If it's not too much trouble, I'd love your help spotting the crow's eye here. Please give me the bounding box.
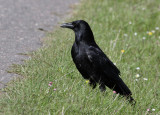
[72,22,79,28]
[72,22,76,26]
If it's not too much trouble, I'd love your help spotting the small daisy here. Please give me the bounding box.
[86,80,89,84]
[134,32,137,36]
[148,32,153,35]
[121,50,125,53]
[136,67,140,70]
[129,21,132,24]
[124,34,128,37]
[155,27,159,30]
[114,63,116,65]
[147,108,150,111]
[152,109,155,111]
[135,79,138,81]
[142,8,146,10]
[48,82,53,87]
[135,74,140,78]
[142,37,146,40]
[151,30,155,33]
[143,78,148,80]
[113,91,116,94]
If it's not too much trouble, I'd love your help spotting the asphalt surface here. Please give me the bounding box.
[0,0,79,88]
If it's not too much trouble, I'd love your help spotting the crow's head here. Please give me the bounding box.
[61,20,90,32]
[61,20,94,43]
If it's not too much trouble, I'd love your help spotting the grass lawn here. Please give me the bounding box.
[0,0,160,114]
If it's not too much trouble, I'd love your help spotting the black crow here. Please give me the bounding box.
[61,20,135,103]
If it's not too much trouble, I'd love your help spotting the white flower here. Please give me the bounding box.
[136,67,140,70]
[134,32,137,36]
[124,34,128,37]
[129,21,132,24]
[143,37,146,40]
[152,109,155,111]
[114,63,116,65]
[143,78,148,80]
[155,27,159,30]
[135,79,138,81]
[142,8,146,10]
[151,30,155,33]
[136,74,140,78]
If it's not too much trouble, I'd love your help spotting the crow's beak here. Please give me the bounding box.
[60,22,74,29]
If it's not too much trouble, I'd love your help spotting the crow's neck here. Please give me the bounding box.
[75,30,95,45]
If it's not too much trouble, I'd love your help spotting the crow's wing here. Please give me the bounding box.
[86,46,132,95]
[86,46,120,78]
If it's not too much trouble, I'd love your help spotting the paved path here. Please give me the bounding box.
[0,0,79,88]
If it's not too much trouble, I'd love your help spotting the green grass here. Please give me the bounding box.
[0,0,160,114]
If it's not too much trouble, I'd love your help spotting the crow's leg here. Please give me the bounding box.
[126,96,136,106]
[89,79,96,89]
[99,83,106,92]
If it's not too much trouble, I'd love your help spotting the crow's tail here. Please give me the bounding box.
[113,78,132,96]
[113,78,136,104]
